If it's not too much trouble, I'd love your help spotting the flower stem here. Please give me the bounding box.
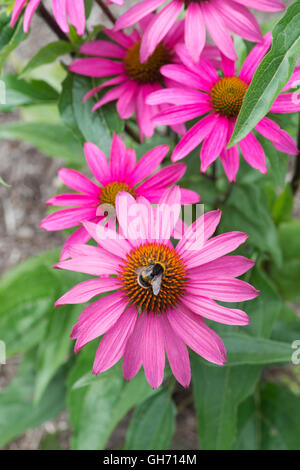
[95,0,116,25]
[38,4,69,42]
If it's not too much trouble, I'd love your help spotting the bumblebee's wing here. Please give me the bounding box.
[151,274,163,296]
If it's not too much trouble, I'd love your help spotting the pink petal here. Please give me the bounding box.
[189,255,255,278]
[160,314,191,387]
[185,3,206,63]
[233,0,285,12]
[130,145,169,187]
[160,64,209,90]
[216,0,262,43]
[72,292,126,352]
[185,231,248,269]
[10,0,28,28]
[181,295,249,326]
[142,313,165,389]
[66,0,85,36]
[109,133,127,181]
[154,103,210,126]
[270,93,300,114]
[54,253,120,276]
[186,277,259,302]
[138,163,186,193]
[123,313,147,380]
[239,32,272,82]
[167,306,226,365]
[140,1,183,63]
[84,142,110,185]
[69,58,124,77]
[172,114,217,162]
[58,168,99,195]
[147,87,207,106]
[55,277,119,306]
[82,220,132,258]
[46,193,97,207]
[23,0,41,33]
[79,40,126,58]
[60,225,92,261]
[239,132,267,174]
[93,306,138,374]
[202,2,237,60]
[40,206,96,231]
[116,81,138,119]
[200,115,229,172]
[115,0,166,31]
[52,0,69,33]
[255,117,298,155]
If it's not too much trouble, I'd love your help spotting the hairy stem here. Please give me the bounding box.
[38,4,69,42]
[95,0,116,25]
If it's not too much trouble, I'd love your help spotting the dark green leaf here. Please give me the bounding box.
[21,41,75,76]
[229,1,300,145]
[125,389,176,450]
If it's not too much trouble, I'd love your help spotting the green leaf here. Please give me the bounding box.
[21,41,75,76]
[34,304,81,404]
[272,183,293,225]
[229,1,300,145]
[269,218,300,302]
[0,11,26,74]
[223,333,293,366]
[272,305,300,343]
[219,181,282,264]
[0,121,84,163]
[125,389,176,450]
[0,351,66,448]
[192,357,261,449]
[0,251,60,357]
[67,345,155,450]
[244,267,281,338]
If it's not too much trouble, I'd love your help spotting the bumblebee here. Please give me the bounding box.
[137,261,166,296]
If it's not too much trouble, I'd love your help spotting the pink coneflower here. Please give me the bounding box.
[53,186,258,388]
[40,134,200,260]
[10,0,85,35]
[147,33,300,182]
[115,0,285,63]
[69,19,217,140]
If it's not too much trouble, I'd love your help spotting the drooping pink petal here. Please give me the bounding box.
[220,144,240,182]
[66,0,85,35]
[239,132,267,174]
[202,1,237,60]
[200,115,229,172]
[82,75,127,103]
[167,306,226,365]
[116,81,138,119]
[185,3,206,63]
[181,295,249,326]
[172,114,217,162]
[216,0,262,43]
[52,0,69,33]
[60,225,92,261]
[142,312,165,389]
[55,277,119,306]
[92,83,129,112]
[23,0,41,33]
[93,306,138,374]
[160,314,191,388]
[160,64,210,91]
[255,117,298,155]
[10,0,28,28]
[115,0,166,31]
[54,253,120,276]
[72,292,126,352]
[58,168,99,195]
[140,1,183,63]
[123,313,147,380]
